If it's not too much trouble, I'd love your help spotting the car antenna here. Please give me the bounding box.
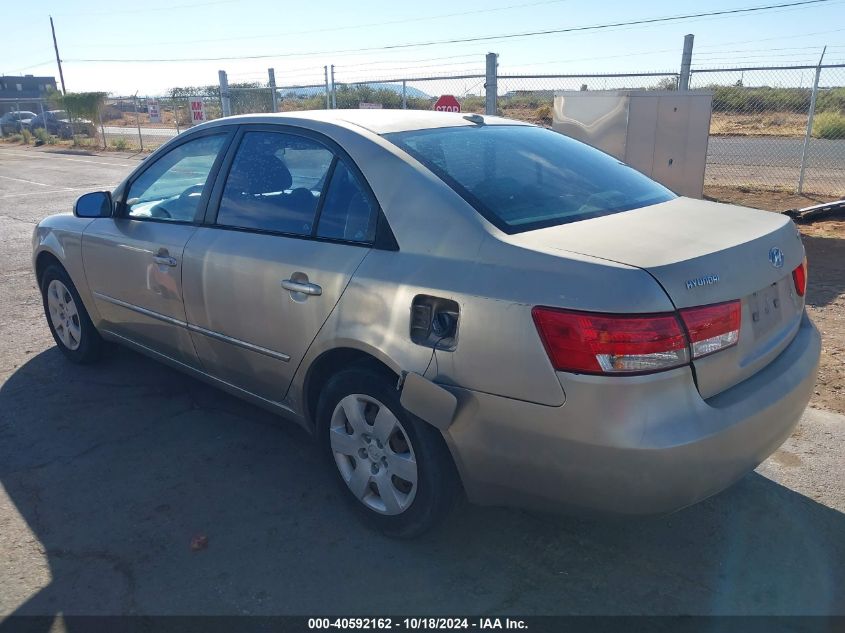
[463,114,485,125]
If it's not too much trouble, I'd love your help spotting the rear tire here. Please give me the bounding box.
[40,264,103,364]
[317,367,459,538]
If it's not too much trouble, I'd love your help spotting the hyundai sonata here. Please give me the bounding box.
[32,110,820,537]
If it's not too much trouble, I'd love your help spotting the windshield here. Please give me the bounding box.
[384,125,675,233]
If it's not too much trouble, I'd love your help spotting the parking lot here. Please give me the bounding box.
[1,145,844,616]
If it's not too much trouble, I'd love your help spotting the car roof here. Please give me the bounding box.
[209,109,533,135]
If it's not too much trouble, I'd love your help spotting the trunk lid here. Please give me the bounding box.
[509,197,806,398]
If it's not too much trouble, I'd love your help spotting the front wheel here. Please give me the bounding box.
[317,367,460,538]
[41,264,103,364]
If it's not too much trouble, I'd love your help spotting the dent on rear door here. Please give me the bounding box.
[181,229,368,405]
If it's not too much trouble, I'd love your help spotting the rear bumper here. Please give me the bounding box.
[444,313,821,515]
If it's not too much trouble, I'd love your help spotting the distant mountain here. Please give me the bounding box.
[279,82,431,99]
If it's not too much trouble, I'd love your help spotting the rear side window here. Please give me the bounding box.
[384,125,675,233]
[315,162,377,243]
[217,131,334,235]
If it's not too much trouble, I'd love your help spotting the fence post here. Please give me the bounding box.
[219,70,231,117]
[485,53,498,115]
[268,68,277,113]
[798,46,827,194]
[679,34,694,91]
[173,97,180,134]
[402,80,407,109]
[97,103,105,150]
[330,65,337,109]
[134,94,143,151]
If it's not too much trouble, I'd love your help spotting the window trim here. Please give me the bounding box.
[204,123,397,250]
[115,126,236,226]
[310,156,339,238]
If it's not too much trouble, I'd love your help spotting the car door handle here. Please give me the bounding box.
[281,279,322,296]
[153,255,177,267]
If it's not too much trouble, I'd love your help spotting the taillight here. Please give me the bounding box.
[531,307,689,375]
[792,258,807,297]
[678,300,741,359]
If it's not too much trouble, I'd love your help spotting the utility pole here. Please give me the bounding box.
[330,65,337,109]
[50,16,66,95]
[218,70,231,117]
[268,67,277,113]
[485,53,498,115]
[679,34,694,91]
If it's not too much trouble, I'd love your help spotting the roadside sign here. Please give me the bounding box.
[148,100,161,124]
[189,98,206,123]
[358,102,383,109]
[434,95,461,112]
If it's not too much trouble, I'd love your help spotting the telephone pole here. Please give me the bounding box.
[50,16,67,95]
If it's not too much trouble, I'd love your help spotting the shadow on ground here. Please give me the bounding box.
[802,232,845,308]
[1,346,843,621]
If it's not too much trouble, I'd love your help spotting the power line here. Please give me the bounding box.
[692,57,821,64]
[695,45,835,55]
[66,0,574,49]
[695,50,828,59]
[337,61,486,75]
[8,59,55,73]
[695,27,845,48]
[52,0,235,17]
[65,0,838,63]
[335,54,484,70]
[517,45,832,69]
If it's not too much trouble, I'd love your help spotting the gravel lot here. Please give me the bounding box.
[1,146,844,617]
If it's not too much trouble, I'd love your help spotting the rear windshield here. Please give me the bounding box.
[384,125,675,233]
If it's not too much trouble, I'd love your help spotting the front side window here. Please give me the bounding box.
[125,134,227,222]
[217,131,334,235]
[384,125,675,234]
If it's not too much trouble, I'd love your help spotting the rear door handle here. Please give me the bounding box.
[281,279,322,296]
[153,255,177,267]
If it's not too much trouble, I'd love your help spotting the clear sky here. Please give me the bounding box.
[1,0,844,96]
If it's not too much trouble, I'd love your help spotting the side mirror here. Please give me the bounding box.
[74,191,113,218]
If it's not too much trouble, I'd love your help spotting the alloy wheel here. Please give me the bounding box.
[46,279,82,351]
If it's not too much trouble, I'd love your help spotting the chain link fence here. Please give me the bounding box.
[319,61,845,197]
[495,72,680,126]
[101,92,219,150]
[331,74,486,112]
[5,55,842,198]
[690,64,845,197]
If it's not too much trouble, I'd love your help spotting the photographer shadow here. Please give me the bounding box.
[1,345,843,622]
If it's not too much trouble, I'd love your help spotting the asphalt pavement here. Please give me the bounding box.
[0,145,843,617]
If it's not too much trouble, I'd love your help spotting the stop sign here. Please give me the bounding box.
[434,95,461,113]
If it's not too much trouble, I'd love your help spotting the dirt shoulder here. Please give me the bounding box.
[709,112,807,137]
[706,185,845,414]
